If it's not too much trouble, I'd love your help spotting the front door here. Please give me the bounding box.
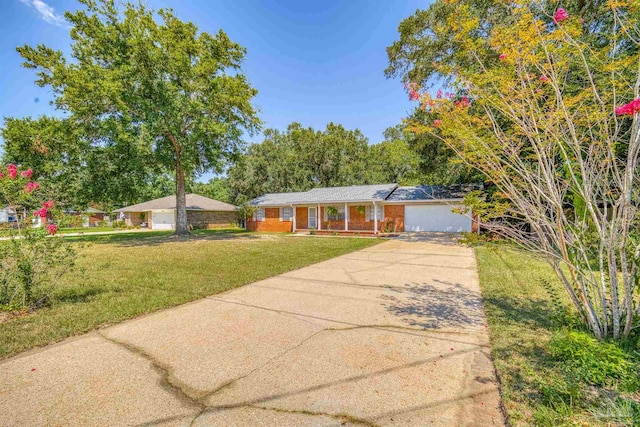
[308,207,317,228]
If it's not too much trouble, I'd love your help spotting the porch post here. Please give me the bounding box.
[344,203,348,231]
[317,204,321,230]
[373,201,378,234]
[291,205,296,233]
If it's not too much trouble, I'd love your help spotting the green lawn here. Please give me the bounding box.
[476,246,640,426]
[0,231,380,359]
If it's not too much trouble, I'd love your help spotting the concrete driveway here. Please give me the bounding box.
[0,238,504,426]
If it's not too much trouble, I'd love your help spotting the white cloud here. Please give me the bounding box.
[19,0,68,27]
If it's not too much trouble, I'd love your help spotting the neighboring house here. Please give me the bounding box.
[62,208,106,227]
[0,207,18,224]
[246,183,481,234]
[114,194,238,230]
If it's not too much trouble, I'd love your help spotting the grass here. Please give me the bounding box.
[0,225,139,237]
[0,230,380,359]
[56,226,137,234]
[476,245,640,426]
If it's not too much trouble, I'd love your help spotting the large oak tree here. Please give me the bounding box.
[18,0,259,234]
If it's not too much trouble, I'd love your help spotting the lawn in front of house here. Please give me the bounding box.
[0,232,381,359]
[476,245,640,426]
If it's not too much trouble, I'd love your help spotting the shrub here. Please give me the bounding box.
[0,164,77,310]
[0,227,77,309]
[549,330,639,391]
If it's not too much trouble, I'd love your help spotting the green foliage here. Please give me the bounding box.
[549,330,639,391]
[399,0,640,340]
[228,121,429,203]
[366,128,422,185]
[0,165,77,311]
[190,177,231,203]
[17,0,260,234]
[0,228,77,310]
[229,123,371,202]
[477,246,640,426]
[1,117,87,208]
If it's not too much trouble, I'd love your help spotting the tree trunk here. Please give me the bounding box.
[175,157,188,236]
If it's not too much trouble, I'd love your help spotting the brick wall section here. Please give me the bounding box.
[247,205,406,233]
[383,205,405,232]
[347,206,385,231]
[187,210,239,229]
[318,206,386,232]
[319,206,347,231]
[246,207,292,232]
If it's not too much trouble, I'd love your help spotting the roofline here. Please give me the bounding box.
[383,198,465,204]
[251,198,390,207]
[113,207,236,213]
[250,198,465,207]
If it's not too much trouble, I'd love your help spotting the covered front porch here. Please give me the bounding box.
[293,203,387,234]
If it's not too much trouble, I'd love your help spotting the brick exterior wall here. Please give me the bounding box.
[383,205,405,232]
[248,205,401,233]
[246,207,293,232]
[346,206,385,231]
[187,210,239,229]
[125,210,237,229]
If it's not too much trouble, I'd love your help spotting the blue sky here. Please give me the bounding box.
[2,0,428,178]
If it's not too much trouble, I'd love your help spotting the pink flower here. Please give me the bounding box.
[7,164,17,179]
[539,75,549,82]
[21,169,33,179]
[0,172,4,178]
[436,89,443,99]
[408,90,420,101]
[433,119,442,127]
[615,98,640,116]
[25,182,40,193]
[46,224,58,235]
[42,200,55,209]
[33,208,48,218]
[499,53,507,61]
[554,8,568,23]
[455,96,471,108]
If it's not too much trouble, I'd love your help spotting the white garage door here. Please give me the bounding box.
[404,204,472,232]
[152,211,175,230]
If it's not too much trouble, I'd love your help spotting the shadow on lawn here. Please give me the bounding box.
[54,286,107,304]
[64,229,255,247]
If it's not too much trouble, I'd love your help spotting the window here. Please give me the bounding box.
[324,206,346,221]
[365,205,384,222]
[280,207,292,221]
[253,208,265,222]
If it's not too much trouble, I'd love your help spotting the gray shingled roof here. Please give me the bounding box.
[248,191,310,206]
[386,184,483,201]
[249,184,398,206]
[114,194,236,212]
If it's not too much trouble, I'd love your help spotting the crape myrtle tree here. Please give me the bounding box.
[0,165,76,309]
[404,2,640,340]
[18,0,260,235]
[1,117,87,209]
